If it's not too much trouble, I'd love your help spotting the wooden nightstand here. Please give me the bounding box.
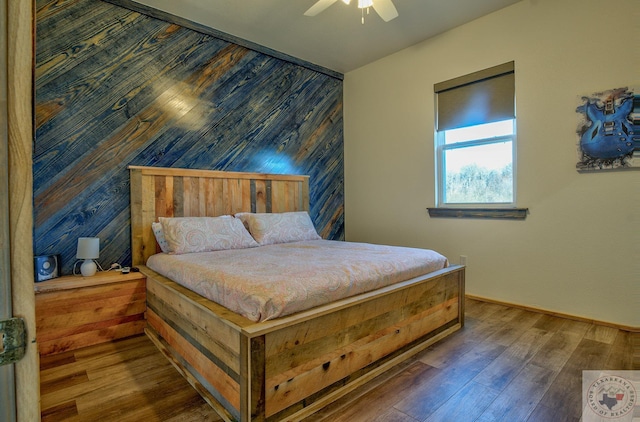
[34,271,147,356]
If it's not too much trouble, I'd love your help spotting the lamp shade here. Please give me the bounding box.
[76,237,100,260]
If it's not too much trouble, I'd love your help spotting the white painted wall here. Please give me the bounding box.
[343,0,639,327]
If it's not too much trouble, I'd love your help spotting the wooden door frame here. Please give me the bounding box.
[5,0,39,420]
[0,0,14,419]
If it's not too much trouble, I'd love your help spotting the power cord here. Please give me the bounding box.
[107,263,122,272]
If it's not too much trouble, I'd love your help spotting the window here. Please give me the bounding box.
[438,119,515,205]
[434,62,516,208]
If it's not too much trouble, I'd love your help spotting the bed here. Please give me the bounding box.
[129,165,465,422]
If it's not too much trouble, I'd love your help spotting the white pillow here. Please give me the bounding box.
[234,212,321,246]
[159,216,258,254]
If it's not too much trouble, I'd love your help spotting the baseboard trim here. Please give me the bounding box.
[466,294,639,333]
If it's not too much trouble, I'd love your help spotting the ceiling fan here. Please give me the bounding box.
[304,0,399,23]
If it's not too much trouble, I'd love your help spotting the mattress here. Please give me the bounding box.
[146,239,448,322]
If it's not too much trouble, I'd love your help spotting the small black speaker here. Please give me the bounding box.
[34,255,60,282]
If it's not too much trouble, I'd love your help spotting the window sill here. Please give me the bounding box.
[427,207,528,220]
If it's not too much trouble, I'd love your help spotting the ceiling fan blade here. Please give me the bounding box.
[372,0,398,21]
[304,0,339,16]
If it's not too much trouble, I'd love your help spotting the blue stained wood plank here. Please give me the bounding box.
[142,60,312,170]
[179,68,319,169]
[103,0,343,81]
[35,19,190,163]
[35,0,344,274]
[34,36,248,205]
[36,1,134,66]
[34,164,138,263]
[34,19,214,167]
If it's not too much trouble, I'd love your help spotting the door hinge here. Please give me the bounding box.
[0,318,26,366]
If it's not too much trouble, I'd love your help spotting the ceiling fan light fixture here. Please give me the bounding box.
[358,0,373,24]
[304,0,398,24]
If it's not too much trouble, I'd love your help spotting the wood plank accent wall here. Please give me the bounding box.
[34,0,344,275]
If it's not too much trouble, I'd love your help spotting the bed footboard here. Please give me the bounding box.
[143,265,464,422]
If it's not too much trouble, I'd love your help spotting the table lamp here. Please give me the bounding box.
[76,237,100,276]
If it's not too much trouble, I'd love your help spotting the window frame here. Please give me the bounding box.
[435,119,517,208]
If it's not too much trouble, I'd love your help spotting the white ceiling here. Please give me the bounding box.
[131,0,522,74]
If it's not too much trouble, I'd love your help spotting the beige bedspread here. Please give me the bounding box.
[146,240,448,322]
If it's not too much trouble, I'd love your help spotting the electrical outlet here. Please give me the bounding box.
[460,255,467,266]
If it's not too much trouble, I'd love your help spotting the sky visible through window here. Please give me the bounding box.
[444,120,513,173]
[445,142,512,172]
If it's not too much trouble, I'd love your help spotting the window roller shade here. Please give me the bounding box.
[435,61,515,131]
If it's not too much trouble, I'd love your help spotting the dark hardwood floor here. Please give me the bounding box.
[39,334,222,422]
[40,299,636,421]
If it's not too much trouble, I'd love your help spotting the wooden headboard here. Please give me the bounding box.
[129,166,310,266]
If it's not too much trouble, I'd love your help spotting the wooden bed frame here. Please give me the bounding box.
[129,165,465,422]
